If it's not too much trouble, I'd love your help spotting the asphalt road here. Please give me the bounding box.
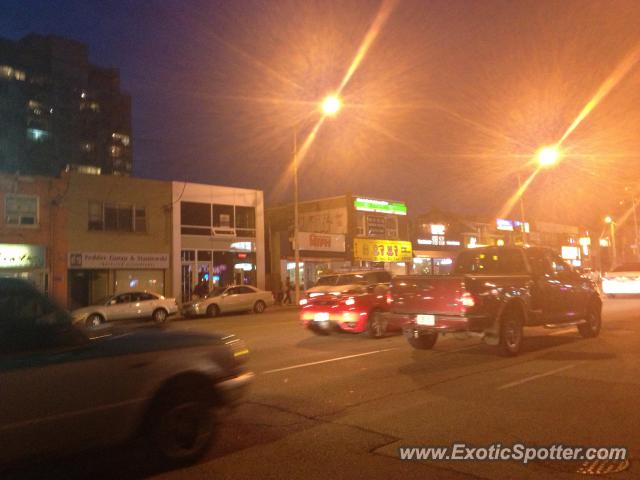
[7,299,640,479]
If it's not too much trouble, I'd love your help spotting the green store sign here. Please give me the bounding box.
[353,197,407,216]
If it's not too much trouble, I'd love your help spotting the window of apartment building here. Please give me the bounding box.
[27,100,45,116]
[88,202,146,233]
[26,128,49,142]
[5,194,38,226]
[110,145,123,157]
[112,132,130,146]
[181,201,256,237]
[0,65,26,81]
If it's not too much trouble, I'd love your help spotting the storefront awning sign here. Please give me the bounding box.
[0,244,45,269]
[353,239,412,262]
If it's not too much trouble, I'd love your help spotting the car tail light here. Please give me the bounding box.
[386,291,393,305]
[299,298,308,306]
[345,297,355,306]
[459,292,475,308]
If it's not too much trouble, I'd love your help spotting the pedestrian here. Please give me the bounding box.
[283,277,292,305]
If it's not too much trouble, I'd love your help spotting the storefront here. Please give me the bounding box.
[67,251,170,309]
[282,232,349,289]
[0,243,48,293]
[180,239,258,302]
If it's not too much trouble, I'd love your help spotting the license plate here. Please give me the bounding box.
[314,312,330,322]
[416,314,435,326]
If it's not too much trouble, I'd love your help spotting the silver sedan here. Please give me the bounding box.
[183,285,274,318]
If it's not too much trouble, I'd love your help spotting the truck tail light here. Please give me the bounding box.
[459,292,475,308]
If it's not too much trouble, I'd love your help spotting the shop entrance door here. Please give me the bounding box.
[181,264,193,303]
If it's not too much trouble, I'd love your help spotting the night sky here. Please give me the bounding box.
[3,0,640,228]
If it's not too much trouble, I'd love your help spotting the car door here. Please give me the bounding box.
[237,286,257,310]
[0,283,138,462]
[220,287,245,312]
[132,292,156,318]
[108,293,135,320]
[549,254,590,319]
[525,248,569,322]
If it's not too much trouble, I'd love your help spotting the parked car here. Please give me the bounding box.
[0,278,253,466]
[385,246,602,356]
[182,285,274,318]
[71,291,179,327]
[300,270,405,337]
[601,262,640,297]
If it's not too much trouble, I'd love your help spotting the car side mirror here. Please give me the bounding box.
[108,299,117,305]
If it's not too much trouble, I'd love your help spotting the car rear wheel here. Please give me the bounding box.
[85,313,104,328]
[407,331,438,349]
[152,308,169,324]
[498,308,524,356]
[366,310,386,338]
[578,303,601,338]
[206,304,219,318]
[147,388,216,466]
[253,300,266,314]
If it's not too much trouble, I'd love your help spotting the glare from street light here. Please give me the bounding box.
[321,95,342,116]
[604,215,613,224]
[537,146,560,167]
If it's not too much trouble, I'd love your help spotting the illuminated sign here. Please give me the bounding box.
[561,246,580,261]
[353,198,407,216]
[496,219,529,232]
[353,239,412,262]
[230,241,254,251]
[296,232,346,252]
[446,240,461,246]
[68,252,169,269]
[417,238,433,245]
[430,224,446,235]
[599,239,609,247]
[0,244,45,269]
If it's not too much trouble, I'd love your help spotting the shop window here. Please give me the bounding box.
[181,250,195,262]
[197,250,212,261]
[5,194,38,226]
[212,204,234,228]
[181,202,211,226]
[235,206,256,236]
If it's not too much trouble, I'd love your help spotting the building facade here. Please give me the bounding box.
[0,173,66,303]
[0,34,132,177]
[171,182,265,304]
[266,195,411,292]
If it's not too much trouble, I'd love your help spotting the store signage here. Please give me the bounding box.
[496,218,530,232]
[561,246,580,261]
[68,252,170,269]
[353,239,412,262]
[353,198,407,216]
[430,224,446,235]
[366,215,387,237]
[0,244,45,269]
[296,232,346,252]
[416,238,461,247]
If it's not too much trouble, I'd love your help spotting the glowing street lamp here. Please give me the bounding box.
[536,145,560,168]
[321,94,342,116]
[292,95,342,304]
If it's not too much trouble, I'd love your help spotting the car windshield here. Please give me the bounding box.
[315,276,338,286]
[613,263,640,272]
[204,287,227,298]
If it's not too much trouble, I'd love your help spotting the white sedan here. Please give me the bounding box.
[71,291,179,327]
[182,285,274,318]
[601,263,640,297]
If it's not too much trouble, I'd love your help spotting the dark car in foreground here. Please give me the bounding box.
[386,246,602,356]
[0,278,253,467]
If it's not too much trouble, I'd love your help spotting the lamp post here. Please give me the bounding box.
[516,145,561,245]
[605,215,617,268]
[292,94,342,305]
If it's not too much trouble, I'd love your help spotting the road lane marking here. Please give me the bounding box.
[497,364,578,390]
[261,348,398,374]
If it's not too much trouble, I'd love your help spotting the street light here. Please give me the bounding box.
[536,145,560,168]
[604,215,617,268]
[292,94,343,305]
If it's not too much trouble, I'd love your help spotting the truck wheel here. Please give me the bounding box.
[366,310,387,338]
[498,308,524,356]
[407,332,438,350]
[578,303,601,338]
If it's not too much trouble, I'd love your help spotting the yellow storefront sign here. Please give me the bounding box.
[353,239,413,262]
